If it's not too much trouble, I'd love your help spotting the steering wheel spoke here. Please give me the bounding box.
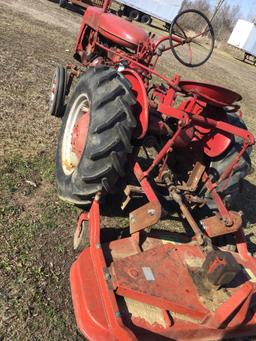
[169,9,215,67]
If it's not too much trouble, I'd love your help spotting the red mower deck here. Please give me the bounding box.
[70,200,256,341]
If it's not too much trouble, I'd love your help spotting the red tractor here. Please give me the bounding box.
[49,1,256,340]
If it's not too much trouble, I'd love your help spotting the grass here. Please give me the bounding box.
[0,154,80,340]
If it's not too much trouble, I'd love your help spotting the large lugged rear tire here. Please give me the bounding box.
[56,66,136,205]
[204,113,252,210]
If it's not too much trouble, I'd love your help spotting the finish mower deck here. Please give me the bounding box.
[70,199,256,341]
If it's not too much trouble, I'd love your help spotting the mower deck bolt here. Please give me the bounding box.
[147,209,156,216]
[96,243,101,249]
[128,269,139,278]
[115,311,121,318]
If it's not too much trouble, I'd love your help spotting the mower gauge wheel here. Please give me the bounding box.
[169,9,215,67]
[49,65,67,118]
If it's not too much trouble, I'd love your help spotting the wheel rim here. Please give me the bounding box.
[62,93,90,175]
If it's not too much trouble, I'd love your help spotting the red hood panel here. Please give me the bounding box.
[99,14,148,49]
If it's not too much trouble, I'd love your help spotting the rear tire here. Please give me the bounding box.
[56,66,136,205]
[204,113,252,210]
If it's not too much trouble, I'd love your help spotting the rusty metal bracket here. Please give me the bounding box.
[200,211,242,238]
[178,161,206,192]
[129,201,161,234]
[121,185,144,210]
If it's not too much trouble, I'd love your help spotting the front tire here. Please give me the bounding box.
[56,66,136,205]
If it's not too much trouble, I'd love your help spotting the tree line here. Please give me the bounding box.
[182,0,243,41]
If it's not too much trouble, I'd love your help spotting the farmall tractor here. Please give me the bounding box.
[49,1,256,340]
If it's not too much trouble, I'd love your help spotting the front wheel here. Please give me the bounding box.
[56,66,136,205]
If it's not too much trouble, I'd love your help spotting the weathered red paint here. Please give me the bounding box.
[71,201,256,341]
[179,80,242,107]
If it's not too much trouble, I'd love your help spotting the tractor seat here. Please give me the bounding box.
[98,13,148,50]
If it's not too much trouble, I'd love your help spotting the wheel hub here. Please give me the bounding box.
[71,110,90,161]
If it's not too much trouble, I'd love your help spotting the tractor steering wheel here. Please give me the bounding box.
[169,9,215,67]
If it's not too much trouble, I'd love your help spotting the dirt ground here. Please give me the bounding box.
[0,1,256,340]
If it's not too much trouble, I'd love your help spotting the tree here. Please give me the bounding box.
[180,0,242,41]
[212,3,242,40]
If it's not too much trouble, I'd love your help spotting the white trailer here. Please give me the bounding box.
[57,0,183,29]
[228,19,256,65]
[116,0,183,29]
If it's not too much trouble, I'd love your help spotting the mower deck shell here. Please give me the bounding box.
[70,248,112,341]
[70,235,256,341]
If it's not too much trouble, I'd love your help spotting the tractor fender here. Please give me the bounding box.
[121,69,148,139]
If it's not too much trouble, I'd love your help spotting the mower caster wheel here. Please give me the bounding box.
[74,220,89,252]
[203,113,252,210]
[49,65,67,118]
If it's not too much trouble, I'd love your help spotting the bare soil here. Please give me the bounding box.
[0,1,255,340]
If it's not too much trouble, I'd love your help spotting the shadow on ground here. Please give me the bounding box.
[48,0,84,15]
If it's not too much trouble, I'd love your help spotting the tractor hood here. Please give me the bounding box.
[83,7,148,50]
[98,13,148,49]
